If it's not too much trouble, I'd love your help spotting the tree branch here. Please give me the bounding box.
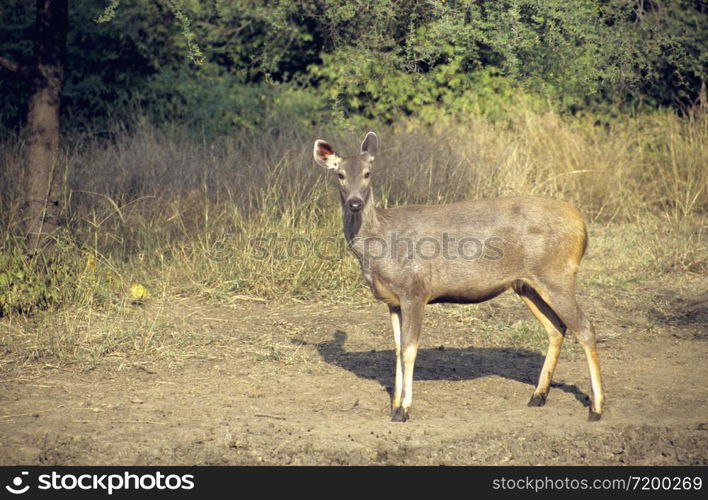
[0,56,30,79]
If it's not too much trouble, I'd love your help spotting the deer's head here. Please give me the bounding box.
[314,132,379,214]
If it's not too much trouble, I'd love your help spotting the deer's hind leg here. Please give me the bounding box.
[516,279,605,421]
[514,282,566,408]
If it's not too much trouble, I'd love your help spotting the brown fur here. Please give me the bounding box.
[313,132,605,421]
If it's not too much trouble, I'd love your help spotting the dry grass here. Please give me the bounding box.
[0,105,706,371]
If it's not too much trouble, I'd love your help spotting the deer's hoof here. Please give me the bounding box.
[588,409,602,422]
[391,407,410,422]
[527,393,547,407]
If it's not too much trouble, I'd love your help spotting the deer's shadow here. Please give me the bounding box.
[308,330,590,407]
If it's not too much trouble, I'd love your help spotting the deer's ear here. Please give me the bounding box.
[314,140,340,170]
[360,132,378,158]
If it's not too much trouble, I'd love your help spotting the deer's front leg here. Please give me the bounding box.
[389,306,403,412]
[391,299,424,422]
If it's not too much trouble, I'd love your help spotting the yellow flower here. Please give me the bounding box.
[130,284,148,302]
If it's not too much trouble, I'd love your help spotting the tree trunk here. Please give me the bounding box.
[23,0,68,253]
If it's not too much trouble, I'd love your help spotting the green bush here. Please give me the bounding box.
[1,0,705,132]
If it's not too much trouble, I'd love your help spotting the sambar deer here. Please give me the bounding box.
[313,132,604,422]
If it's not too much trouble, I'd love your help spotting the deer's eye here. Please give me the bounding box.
[338,172,345,180]
[363,172,371,179]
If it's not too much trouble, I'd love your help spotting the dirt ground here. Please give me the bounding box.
[1,282,707,466]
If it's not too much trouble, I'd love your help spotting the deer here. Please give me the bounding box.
[313,132,604,422]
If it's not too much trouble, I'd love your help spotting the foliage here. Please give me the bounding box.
[310,0,707,121]
[0,230,117,316]
[0,0,705,132]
